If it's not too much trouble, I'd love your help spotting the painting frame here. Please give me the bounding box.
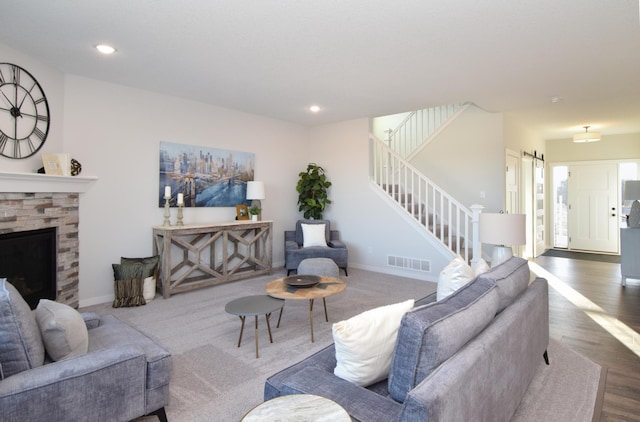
[236,205,249,220]
[159,141,255,207]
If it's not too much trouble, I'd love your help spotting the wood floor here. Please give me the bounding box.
[533,255,640,421]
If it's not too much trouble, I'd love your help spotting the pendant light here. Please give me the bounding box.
[573,126,601,143]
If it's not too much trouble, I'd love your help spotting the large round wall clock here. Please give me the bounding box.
[0,63,50,159]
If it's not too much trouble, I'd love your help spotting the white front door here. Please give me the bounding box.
[567,163,619,253]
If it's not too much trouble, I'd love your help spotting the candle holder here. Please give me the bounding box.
[176,203,184,226]
[163,195,172,227]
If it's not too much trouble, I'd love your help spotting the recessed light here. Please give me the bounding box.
[309,105,321,113]
[96,44,116,55]
[550,96,562,103]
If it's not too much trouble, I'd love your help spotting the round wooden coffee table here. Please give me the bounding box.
[265,276,346,342]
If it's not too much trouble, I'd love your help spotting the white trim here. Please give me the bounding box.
[0,171,97,193]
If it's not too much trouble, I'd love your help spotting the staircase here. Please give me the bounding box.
[370,104,480,263]
[384,103,468,159]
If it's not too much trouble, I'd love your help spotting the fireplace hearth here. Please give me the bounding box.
[0,227,57,309]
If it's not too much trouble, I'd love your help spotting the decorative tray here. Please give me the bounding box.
[284,274,322,288]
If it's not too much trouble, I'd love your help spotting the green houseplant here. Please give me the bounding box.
[296,163,332,219]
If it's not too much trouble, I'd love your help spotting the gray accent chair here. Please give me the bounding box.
[0,280,172,422]
[284,219,348,276]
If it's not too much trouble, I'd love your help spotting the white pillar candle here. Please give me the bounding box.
[165,186,171,197]
[177,193,184,205]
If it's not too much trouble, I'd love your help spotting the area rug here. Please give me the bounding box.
[82,268,604,421]
[541,249,620,263]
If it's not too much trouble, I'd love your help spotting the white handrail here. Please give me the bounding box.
[370,134,478,262]
[387,103,468,159]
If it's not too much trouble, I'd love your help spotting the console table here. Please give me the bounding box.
[153,221,272,298]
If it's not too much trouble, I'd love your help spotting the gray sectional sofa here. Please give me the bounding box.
[265,257,549,422]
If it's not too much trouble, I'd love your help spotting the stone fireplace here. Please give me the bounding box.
[0,171,96,309]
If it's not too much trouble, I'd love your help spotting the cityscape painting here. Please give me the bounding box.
[159,141,255,207]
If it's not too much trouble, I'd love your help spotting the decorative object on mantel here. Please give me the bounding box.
[624,180,640,227]
[0,63,50,159]
[479,212,526,267]
[42,153,71,176]
[246,181,265,220]
[163,185,172,227]
[70,158,82,176]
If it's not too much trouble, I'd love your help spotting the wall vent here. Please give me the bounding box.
[387,255,431,272]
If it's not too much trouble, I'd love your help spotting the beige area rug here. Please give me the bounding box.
[82,268,604,422]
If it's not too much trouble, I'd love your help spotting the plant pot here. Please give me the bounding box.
[251,215,258,221]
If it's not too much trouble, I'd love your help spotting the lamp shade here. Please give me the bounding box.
[623,180,640,201]
[246,181,265,200]
[479,213,526,246]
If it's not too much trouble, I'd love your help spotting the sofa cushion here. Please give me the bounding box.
[388,277,499,402]
[35,299,89,361]
[302,223,328,247]
[475,256,530,313]
[437,256,475,300]
[333,299,414,387]
[0,278,45,379]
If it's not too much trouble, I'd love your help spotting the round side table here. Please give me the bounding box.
[225,295,284,358]
[242,394,350,421]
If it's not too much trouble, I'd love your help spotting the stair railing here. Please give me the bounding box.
[387,103,469,159]
[370,133,478,263]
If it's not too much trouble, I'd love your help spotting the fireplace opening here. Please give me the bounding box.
[0,227,57,309]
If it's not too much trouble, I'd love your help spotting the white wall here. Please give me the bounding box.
[410,105,504,213]
[308,119,452,282]
[62,75,309,304]
[546,133,640,162]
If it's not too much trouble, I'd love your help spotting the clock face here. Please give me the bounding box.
[0,63,50,159]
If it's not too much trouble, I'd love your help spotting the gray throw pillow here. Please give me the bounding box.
[0,278,45,378]
[35,299,89,361]
[120,255,160,277]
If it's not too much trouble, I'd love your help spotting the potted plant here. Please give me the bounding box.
[296,163,332,219]
[248,205,262,221]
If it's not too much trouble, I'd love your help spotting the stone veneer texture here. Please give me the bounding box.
[0,192,79,308]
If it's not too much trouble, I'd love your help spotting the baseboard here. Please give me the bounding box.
[79,293,114,308]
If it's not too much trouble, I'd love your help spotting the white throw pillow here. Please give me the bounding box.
[301,223,327,247]
[333,299,414,387]
[35,299,88,361]
[143,276,156,302]
[472,258,490,276]
[437,256,475,300]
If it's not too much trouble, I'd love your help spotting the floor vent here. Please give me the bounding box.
[387,255,431,272]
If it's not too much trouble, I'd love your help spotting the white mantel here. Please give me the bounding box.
[0,171,98,193]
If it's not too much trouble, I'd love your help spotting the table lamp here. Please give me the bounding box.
[624,180,640,227]
[246,181,265,220]
[479,212,526,267]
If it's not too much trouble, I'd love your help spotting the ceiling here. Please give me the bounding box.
[1,0,639,140]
